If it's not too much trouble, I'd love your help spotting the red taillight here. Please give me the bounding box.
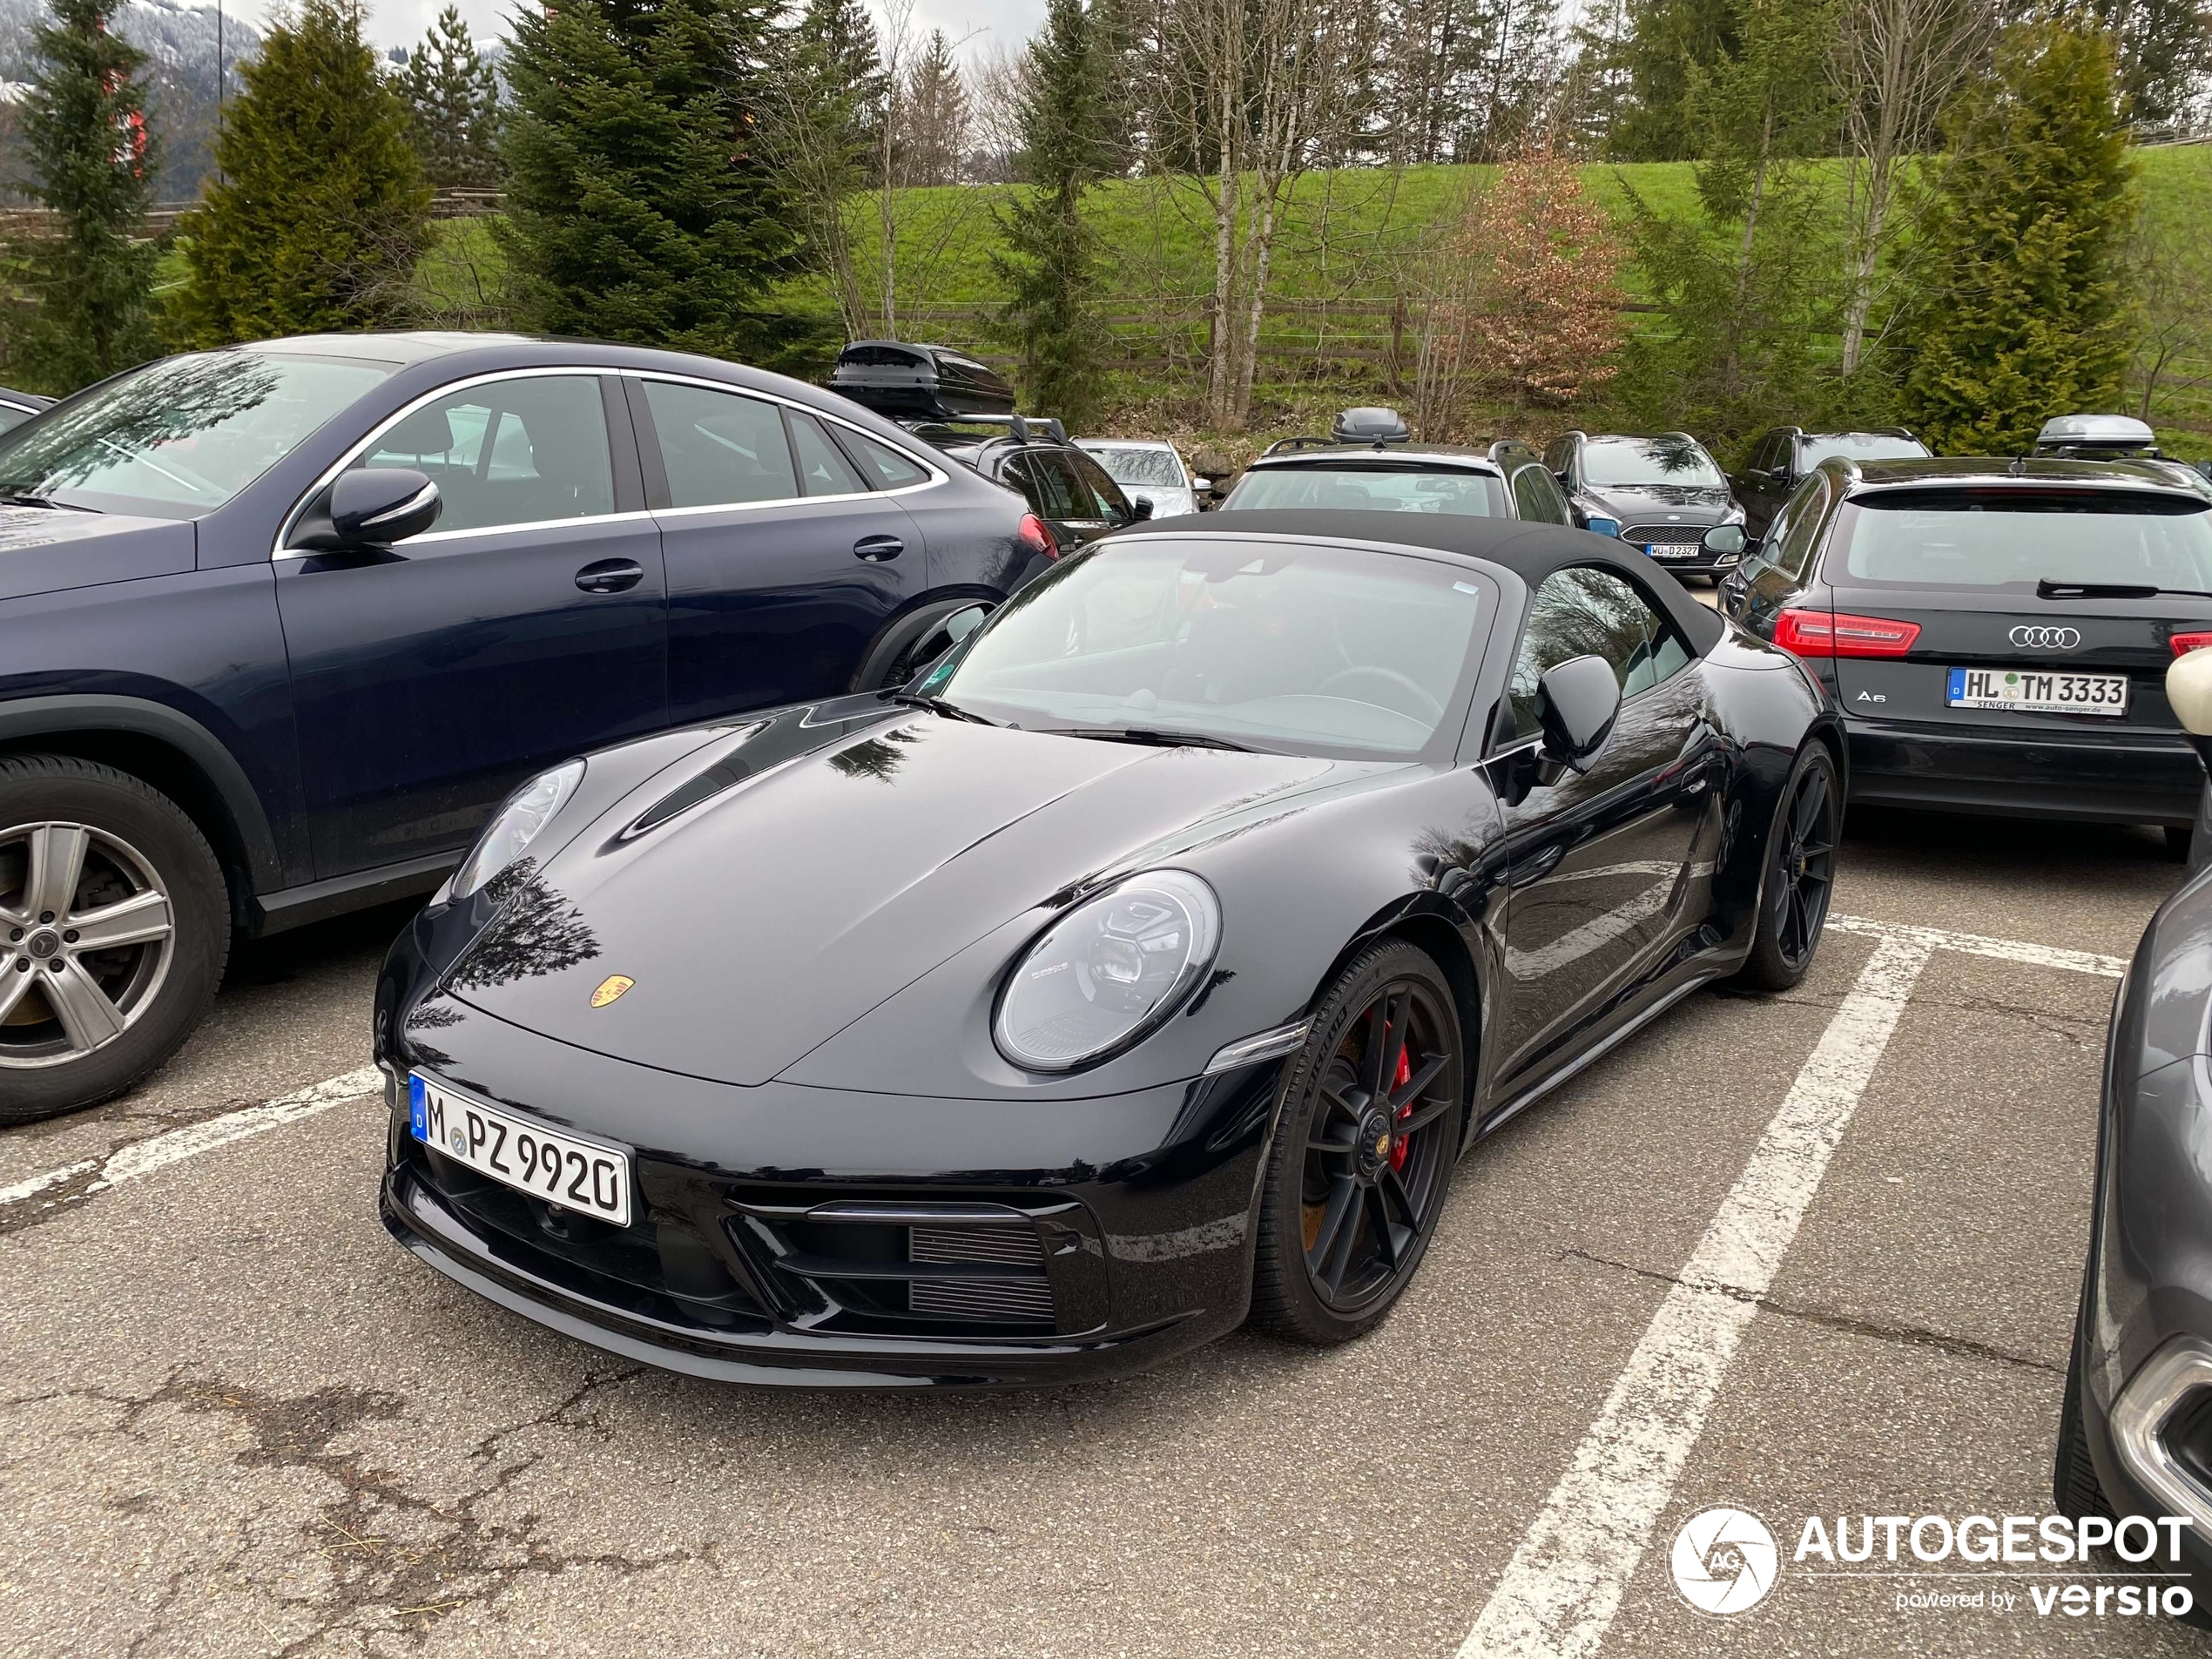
[1017,512,1059,561]
[2172,631,2212,657]
[1774,607,1922,658]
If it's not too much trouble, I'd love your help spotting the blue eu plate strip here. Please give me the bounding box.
[408,1074,428,1141]
[1946,668,1967,700]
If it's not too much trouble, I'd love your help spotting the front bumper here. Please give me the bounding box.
[374,926,1286,1388]
[1846,716,2201,826]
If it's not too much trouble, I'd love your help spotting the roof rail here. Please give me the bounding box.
[1260,435,1345,456]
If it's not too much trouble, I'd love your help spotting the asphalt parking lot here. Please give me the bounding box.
[2,804,2203,1659]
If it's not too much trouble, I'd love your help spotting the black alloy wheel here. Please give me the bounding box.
[1733,744,1839,992]
[1252,940,1466,1344]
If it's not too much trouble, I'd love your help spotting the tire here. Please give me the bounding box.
[1251,939,1467,1345]
[1730,743,1840,994]
[0,754,229,1124]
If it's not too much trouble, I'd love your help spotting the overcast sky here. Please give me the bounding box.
[201,0,1042,66]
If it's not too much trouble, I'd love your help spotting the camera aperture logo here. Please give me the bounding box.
[1672,1507,1781,1615]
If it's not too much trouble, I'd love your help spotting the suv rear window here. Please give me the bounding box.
[1223,465,1506,516]
[1833,489,2212,591]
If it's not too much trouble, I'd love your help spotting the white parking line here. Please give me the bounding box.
[0,1065,379,1225]
[1460,914,2126,1658]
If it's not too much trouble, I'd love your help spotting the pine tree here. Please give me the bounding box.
[402,5,502,187]
[786,0,887,178]
[896,29,969,185]
[166,0,429,346]
[3,0,160,392]
[499,0,807,362]
[992,0,1110,424]
[1901,19,2137,453]
[1608,0,1738,160]
[1611,0,1843,436]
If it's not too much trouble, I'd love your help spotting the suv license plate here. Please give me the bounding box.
[1644,543,1695,560]
[1946,667,2128,717]
[409,1074,631,1225]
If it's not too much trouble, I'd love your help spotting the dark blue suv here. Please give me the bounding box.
[0,333,1048,1121]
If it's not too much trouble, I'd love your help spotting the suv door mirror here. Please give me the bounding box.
[1129,496,1155,521]
[1703,523,1746,556]
[293,468,442,550]
[1534,654,1621,772]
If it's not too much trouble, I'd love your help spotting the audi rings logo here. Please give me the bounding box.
[1671,1507,1780,1615]
[2009,625,2081,650]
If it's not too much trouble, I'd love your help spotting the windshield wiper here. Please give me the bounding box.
[1045,726,1264,752]
[881,691,996,725]
[0,491,95,512]
[2037,578,2212,601]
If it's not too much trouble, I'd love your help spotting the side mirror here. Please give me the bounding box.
[1584,515,1622,539]
[1129,496,1155,521]
[907,604,994,690]
[294,468,441,550]
[1534,654,1620,772]
[1703,523,1746,556]
[1192,476,1212,493]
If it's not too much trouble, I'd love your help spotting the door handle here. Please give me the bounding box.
[575,559,644,594]
[853,535,904,563]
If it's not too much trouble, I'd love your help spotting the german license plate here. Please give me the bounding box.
[409,1073,631,1225]
[1946,667,2128,717]
[1643,543,1695,560]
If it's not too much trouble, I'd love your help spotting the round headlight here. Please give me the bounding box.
[450,759,584,900]
[994,870,1220,1073]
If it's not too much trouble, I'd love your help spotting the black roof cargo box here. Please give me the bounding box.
[829,341,1016,421]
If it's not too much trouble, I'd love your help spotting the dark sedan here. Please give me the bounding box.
[0,334,1043,1123]
[1543,429,1748,582]
[2058,651,2212,1618]
[1730,425,1929,542]
[1718,455,2212,852]
[374,509,1843,1387]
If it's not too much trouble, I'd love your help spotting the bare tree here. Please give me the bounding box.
[2128,211,2212,421]
[1158,0,1381,429]
[963,38,1030,181]
[1831,0,1996,374]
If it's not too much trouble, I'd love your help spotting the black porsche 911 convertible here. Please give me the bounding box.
[374,509,1844,1386]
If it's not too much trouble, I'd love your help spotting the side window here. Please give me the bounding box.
[642,381,798,508]
[1542,436,1571,475]
[1745,433,1780,477]
[1016,453,1089,520]
[839,430,930,489]
[1068,449,1130,518]
[1512,463,1573,526]
[1772,473,1834,579]
[788,410,867,496]
[361,374,615,533]
[1507,566,1678,738]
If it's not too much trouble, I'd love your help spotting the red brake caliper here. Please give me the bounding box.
[1389,1045,1413,1172]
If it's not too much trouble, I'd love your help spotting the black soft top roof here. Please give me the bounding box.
[1108,508,1727,654]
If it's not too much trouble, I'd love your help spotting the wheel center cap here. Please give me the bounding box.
[24,930,59,961]
[1788,846,1807,881]
[1356,1109,1393,1176]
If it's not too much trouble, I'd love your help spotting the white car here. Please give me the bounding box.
[1076,438,1204,520]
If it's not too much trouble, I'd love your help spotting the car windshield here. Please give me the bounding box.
[1834,491,2212,590]
[1802,433,1928,467]
[1581,435,1724,489]
[1082,445,1185,487]
[934,536,1487,757]
[0,349,393,517]
[1223,465,1505,516]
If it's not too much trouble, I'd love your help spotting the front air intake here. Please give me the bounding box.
[908,1224,1053,1323]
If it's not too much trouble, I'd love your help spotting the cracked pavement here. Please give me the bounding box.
[2,808,2206,1656]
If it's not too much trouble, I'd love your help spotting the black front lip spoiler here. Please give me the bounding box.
[381,1167,1228,1389]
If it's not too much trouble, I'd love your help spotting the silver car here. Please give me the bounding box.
[1076,438,1203,519]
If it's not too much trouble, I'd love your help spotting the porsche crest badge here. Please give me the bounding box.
[590,974,635,1009]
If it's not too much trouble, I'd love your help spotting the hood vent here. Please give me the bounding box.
[626,759,752,837]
